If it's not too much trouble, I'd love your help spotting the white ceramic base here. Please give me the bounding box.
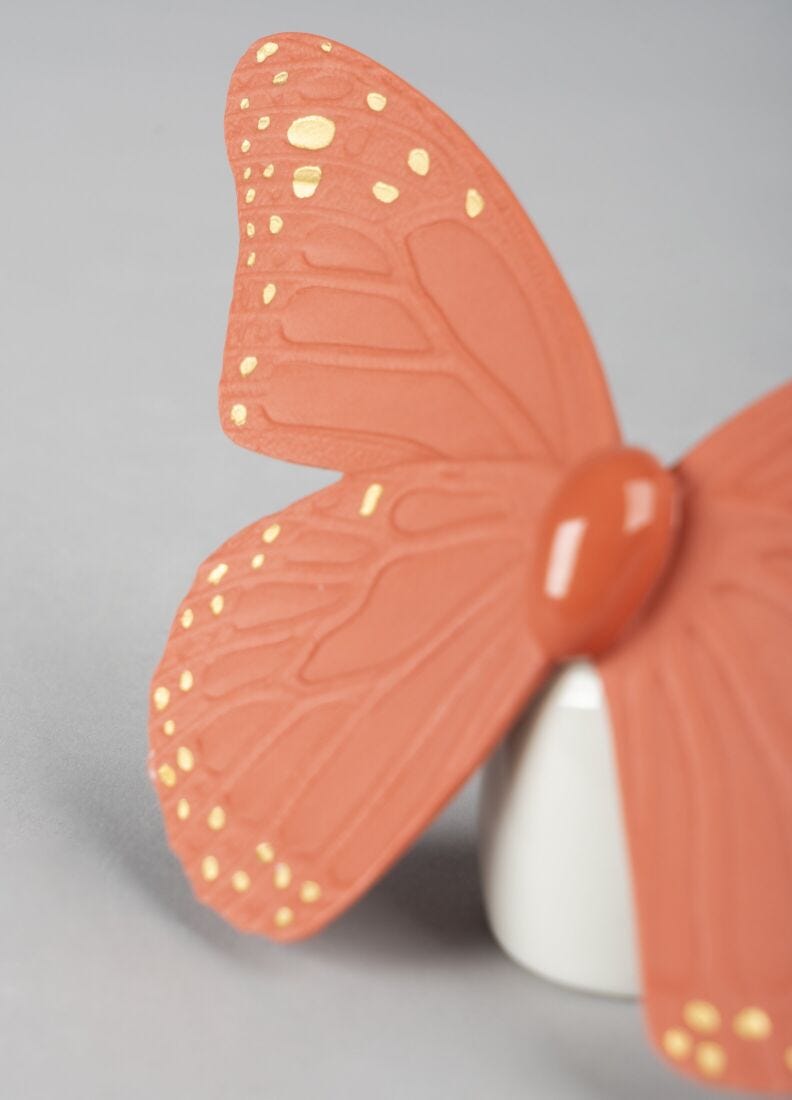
[479,661,640,998]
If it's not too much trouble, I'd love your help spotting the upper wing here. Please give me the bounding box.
[149,459,553,940]
[599,382,792,1093]
[220,32,619,472]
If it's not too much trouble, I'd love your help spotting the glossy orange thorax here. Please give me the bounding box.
[529,447,682,659]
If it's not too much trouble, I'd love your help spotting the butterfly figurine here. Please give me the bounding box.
[148,32,792,1094]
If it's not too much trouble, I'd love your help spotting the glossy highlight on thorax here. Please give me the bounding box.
[529,447,682,659]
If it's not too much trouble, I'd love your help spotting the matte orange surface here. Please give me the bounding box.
[150,462,552,939]
[149,29,616,945]
[600,383,792,1094]
[148,31,792,1094]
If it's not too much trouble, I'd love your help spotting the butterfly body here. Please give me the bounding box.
[529,446,681,660]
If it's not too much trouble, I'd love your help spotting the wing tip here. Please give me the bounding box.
[228,30,348,84]
[647,1003,792,1094]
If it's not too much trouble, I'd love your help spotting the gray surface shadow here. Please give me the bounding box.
[309,833,490,961]
[48,706,489,966]
[48,733,268,963]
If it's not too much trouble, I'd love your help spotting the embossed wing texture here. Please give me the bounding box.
[149,30,624,946]
[599,382,792,1094]
[147,26,792,1097]
[149,463,553,940]
[220,32,619,472]
[149,28,792,1094]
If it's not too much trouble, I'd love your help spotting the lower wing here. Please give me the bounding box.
[149,459,554,940]
[600,382,792,1093]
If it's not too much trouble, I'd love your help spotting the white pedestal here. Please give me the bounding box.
[479,661,640,998]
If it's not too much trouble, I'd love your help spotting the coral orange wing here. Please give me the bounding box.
[149,461,554,940]
[220,32,619,472]
[149,31,624,940]
[599,382,792,1093]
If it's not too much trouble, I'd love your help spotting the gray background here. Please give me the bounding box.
[1,1,790,1097]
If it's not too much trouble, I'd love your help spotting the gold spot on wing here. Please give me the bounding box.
[287,115,335,150]
[465,188,484,218]
[210,594,224,616]
[257,115,270,131]
[163,719,175,736]
[180,608,194,629]
[207,805,226,831]
[239,97,250,110]
[263,163,275,178]
[292,165,322,199]
[239,355,258,376]
[274,906,293,928]
[407,147,430,176]
[272,71,288,85]
[251,553,265,569]
[240,138,251,153]
[256,41,279,62]
[245,221,255,237]
[262,283,276,305]
[207,562,228,585]
[695,1042,726,1078]
[243,166,251,180]
[733,1007,772,1041]
[256,841,274,863]
[366,91,387,111]
[157,763,176,787]
[244,187,256,204]
[176,746,194,772]
[274,862,292,889]
[269,214,283,234]
[179,669,193,693]
[359,483,383,516]
[230,403,248,427]
[684,1001,721,1034]
[246,251,256,267]
[300,881,321,904]
[176,797,190,820]
[262,523,281,543]
[153,686,170,711]
[372,181,399,204]
[320,41,332,52]
[201,855,219,882]
[231,870,251,892]
[662,1029,692,1061]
